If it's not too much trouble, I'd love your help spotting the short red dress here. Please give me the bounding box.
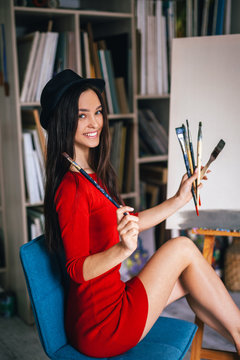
[55,171,148,358]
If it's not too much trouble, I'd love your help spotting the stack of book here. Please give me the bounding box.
[17,30,76,103]
[138,109,168,157]
[80,24,131,114]
[135,0,231,95]
[22,109,46,204]
[140,164,170,247]
[27,207,44,242]
[109,120,134,194]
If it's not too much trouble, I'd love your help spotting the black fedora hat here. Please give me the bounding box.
[40,69,105,130]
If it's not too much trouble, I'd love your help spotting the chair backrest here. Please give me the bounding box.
[20,235,68,358]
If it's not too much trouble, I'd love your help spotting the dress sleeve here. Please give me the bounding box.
[55,174,90,284]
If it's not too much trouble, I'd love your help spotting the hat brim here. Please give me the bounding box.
[40,77,105,130]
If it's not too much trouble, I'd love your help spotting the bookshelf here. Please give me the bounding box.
[134,0,236,242]
[0,0,238,324]
[0,0,137,323]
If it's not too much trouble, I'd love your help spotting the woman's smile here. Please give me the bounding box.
[83,131,98,138]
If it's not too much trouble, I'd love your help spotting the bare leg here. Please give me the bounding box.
[164,278,233,341]
[137,236,240,353]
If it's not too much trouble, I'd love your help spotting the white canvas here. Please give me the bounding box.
[166,35,240,231]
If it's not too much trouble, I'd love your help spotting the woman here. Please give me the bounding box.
[41,69,240,357]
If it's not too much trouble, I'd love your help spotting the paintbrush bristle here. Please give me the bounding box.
[211,139,225,159]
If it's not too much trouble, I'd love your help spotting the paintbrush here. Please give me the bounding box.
[200,139,225,179]
[176,127,199,216]
[62,152,127,214]
[196,122,202,208]
[186,119,201,206]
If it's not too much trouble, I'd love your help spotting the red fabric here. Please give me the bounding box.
[55,171,148,357]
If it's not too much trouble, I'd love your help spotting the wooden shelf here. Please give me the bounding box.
[136,94,170,100]
[25,202,44,208]
[121,192,137,199]
[14,6,133,18]
[108,113,135,120]
[138,155,168,164]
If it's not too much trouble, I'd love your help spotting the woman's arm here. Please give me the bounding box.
[138,171,200,232]
[83,206,139,281]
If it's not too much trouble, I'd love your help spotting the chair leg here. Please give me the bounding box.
[190,316,204,360]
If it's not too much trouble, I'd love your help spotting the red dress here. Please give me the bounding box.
[55,171,148,358]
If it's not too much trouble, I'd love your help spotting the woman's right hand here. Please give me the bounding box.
[116,206,139,256]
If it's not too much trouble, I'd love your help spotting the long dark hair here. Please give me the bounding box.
[44,83,122,252]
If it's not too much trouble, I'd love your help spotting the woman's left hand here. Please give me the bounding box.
[175,168,211,206]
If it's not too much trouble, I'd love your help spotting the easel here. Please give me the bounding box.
[190,229,240,360]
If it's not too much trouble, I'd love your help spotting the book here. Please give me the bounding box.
[86,23,102,78]
[104,50,120,113]
[156,0,163,94]
[98,49,114,114]
[67,31,76,71]
[54,32,67,74]
[22,132,41,204]
[207,0,215,35]
[138,109,168,155]
[138,110,161,155]
[201,0,210,35]
[197,0,205,35]
[27,207,44,241]
[123,123,134,193]
[110,121,123,177]
[216,0,226,35]
[212,0,219,34]
[224,0,232,35]
[35,32,59,101]
[115,77,130,114]
[147,11,157,94]
[32,148,44,201]
[21,109,46,159]
[82,30,92,78]
[118,125,127,192]
[161,15,169,94]
[167,1,175,66]
[17,31,40,102]
[186,0,193,37]
[142,109,168,153]
[136,0,147,94]
[193,0,199,36]
[27,32,46,102]
[31,129,45,179]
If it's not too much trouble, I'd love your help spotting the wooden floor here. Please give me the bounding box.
[0,292,239,359]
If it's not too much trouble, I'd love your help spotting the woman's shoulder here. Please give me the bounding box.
[55,171,91,204]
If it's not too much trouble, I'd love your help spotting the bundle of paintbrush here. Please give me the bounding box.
[175,120,225,216]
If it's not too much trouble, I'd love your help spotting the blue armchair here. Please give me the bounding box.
[20,235,197,360]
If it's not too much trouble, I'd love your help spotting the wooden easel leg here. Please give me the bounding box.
[190,235,215,360]
[202,235,215,265]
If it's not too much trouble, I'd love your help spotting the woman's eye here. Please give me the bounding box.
[78,114,85,119]
[96,110,102,115]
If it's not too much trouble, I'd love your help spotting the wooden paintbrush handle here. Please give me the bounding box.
[200,158,212,179]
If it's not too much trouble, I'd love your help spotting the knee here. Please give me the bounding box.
[169,236,199,258]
